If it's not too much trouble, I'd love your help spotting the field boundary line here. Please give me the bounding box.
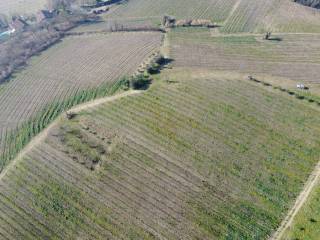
[65,29,165,37]
[270,160,320,240]
[0,90,141,182]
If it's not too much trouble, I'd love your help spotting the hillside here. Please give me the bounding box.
[105,0,320,33]
[1,69,320,239]
[1,0,320,239]
[169,28,320,92]
[0,31,162,169]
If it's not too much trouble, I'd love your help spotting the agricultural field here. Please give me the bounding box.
[0,31,162,168]
[69,18,158,34]
[220,0,320,33]
[1,0,320,239]
[106,0,238,24]
[105,0,320,33]
[282,181,320,240]
[0,0,47,16]
[73,0,236,34]
[169,28,320,93]
[1,69,320,239]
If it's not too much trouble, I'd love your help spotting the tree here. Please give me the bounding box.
[264,32,271,40]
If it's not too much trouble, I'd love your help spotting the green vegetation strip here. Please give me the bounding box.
[0,78,129,172]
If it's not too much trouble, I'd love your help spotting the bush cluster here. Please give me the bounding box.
[130,74,151,90]
[146,55,166,74]
[119,74,152,90]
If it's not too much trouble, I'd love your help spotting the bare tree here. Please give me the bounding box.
[264,32,271,40]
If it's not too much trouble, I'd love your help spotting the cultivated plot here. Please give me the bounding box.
[106,0,238,24]
[1,69,320,239]
[221,0,320,33]
[0,31,162,160]
[106,0,320,33]
[170,28,320,91]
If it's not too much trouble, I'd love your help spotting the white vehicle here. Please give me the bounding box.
[297,83,307,90]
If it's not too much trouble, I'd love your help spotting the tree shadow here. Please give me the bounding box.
[161,57,174,66]
[267,37,282,42]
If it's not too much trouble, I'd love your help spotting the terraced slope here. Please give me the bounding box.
[0,32,162,168]
[221,0,320,33]
[107,0,238,23]
[170,28,320,91]
[282,182,320,240]
[0,0,46,15]
[1,69,320,239]
[106,0,320,33]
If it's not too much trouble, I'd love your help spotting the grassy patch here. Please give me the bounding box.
[32,181,82,224]
[283,183,320,240]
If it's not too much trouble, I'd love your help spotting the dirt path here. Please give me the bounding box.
[0,90,141,182]
[71,90,141,113]
[223,0,242,25]
[270,160,320,240]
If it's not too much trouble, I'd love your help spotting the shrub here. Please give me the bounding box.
[147,62,160,74]
[147,55,168,74]
[155,54,166,65]
[119,76,130,90]
[295,94,305,100]
[130,74,151,89]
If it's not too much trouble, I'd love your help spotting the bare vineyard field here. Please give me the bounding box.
[282,181,320,240]
[170,28,320,92]
[105,0,320,33]
[221,0,320,33]
[106,0,238,25]
[0,31,162,167]
[0,0,47,15]
[260,1,320,33]
[69,18,158,34]
[76,0,234,36]
[1,69,320,239]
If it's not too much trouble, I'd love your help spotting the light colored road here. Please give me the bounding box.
[270,160,320,240]
[0,90,141,182]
